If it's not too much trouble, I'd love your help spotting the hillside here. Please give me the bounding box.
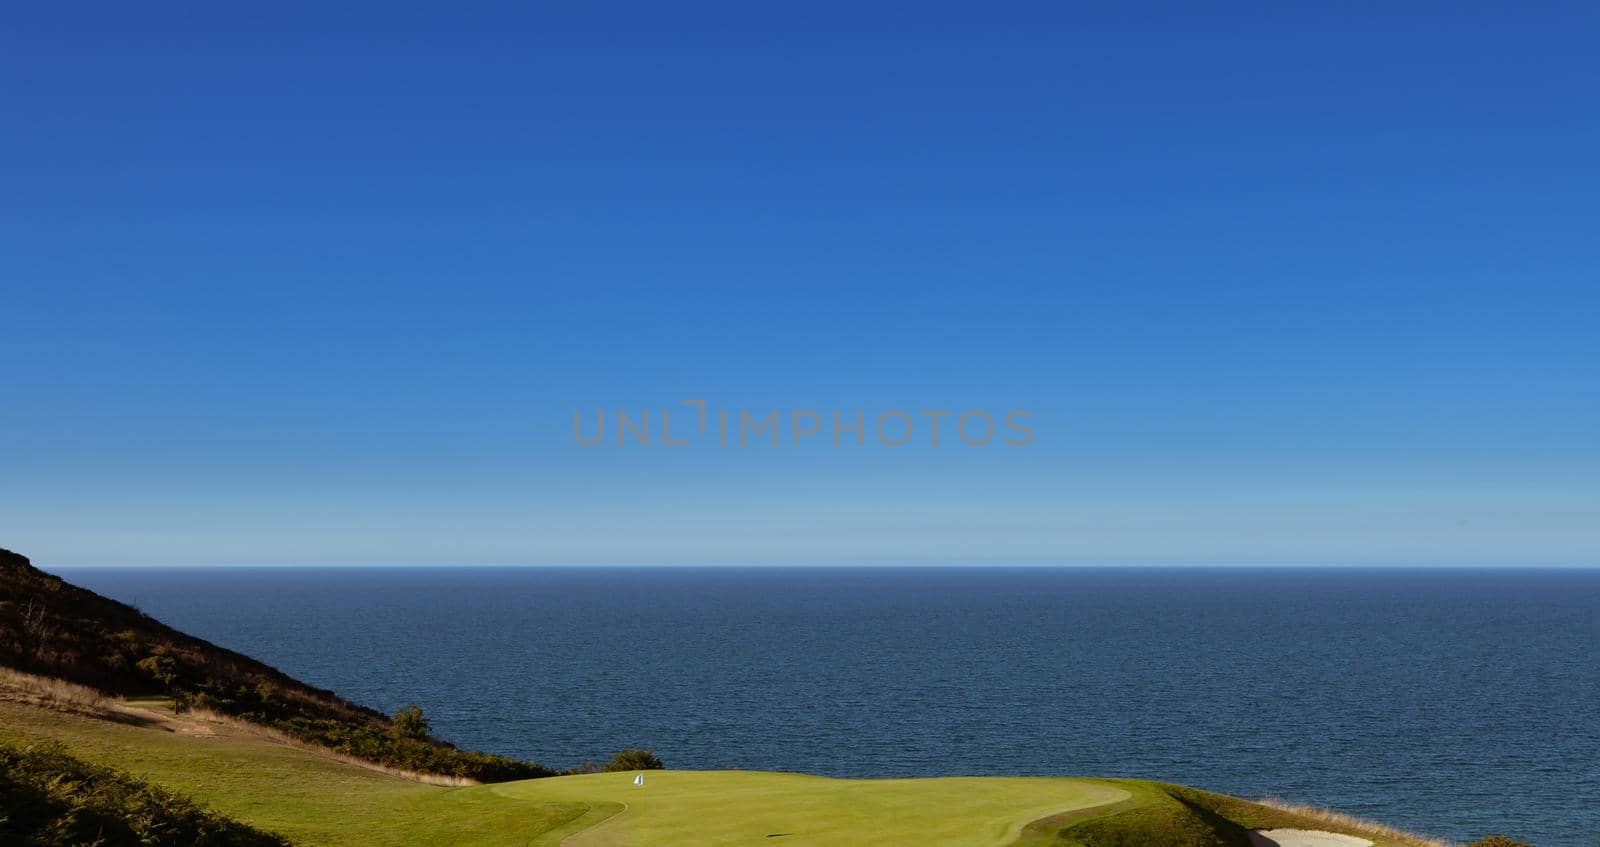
[0,695,598,847]
[0,548,551,782]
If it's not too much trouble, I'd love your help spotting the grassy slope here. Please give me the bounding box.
[1,741,293,847]
[1017,780,1439,847]
[0,699,608,847]
[0,697,1438,847]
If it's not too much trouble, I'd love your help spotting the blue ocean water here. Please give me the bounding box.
[54,567,1599,846]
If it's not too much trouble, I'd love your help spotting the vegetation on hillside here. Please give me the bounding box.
[0,547,554,782]
[0,740,292,847]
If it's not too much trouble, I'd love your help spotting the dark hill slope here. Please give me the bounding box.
[0,548,552,782]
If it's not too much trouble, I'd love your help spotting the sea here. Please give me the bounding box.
[53,566,1600,847]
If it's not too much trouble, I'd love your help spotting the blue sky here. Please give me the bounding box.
[2,4,1596,565]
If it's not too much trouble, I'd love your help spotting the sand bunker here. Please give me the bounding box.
[1250,829,1372,847]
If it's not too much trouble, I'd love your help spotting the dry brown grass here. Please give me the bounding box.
[0,669,480,787]
[1257,796,1456,847]
[0,667,475,787]
[0,666,111,715]
[178,706,480,787]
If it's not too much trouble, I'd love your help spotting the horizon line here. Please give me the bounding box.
[38,562,1600,570]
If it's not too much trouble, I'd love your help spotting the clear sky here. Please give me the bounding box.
[3,4,1596,565]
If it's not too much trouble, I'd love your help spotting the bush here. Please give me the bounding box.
[604,748,665,772]
[136,651,178,690]
[1467,838,1533,847]
[391,704,431,739]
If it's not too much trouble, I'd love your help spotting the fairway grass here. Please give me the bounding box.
[1,697,1440,847]
[0,697,1125,847]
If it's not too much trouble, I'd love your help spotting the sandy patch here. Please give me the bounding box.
[1250,829,1372,847]
[113,702,220,737]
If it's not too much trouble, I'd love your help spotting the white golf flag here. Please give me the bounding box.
[634,773,645,786]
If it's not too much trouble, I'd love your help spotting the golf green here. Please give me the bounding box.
[491,770,1130,846]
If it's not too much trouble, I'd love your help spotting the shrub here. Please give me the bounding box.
[391,704,432,739]
[136,651,178,690]
[1467,837,1534,847]
[604,749,665,772]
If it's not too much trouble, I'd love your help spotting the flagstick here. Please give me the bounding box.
[634,772,646,845]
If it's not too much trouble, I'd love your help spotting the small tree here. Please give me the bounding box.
[391,704,431,739]
[254,681,278,707]
[135,653,178,692]
[603,749,664,772]
[19,598,52,658]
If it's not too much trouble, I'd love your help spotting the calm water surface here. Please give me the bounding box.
[55,567,1600,846]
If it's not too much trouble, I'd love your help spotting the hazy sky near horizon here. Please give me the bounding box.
[3,4,1597,566]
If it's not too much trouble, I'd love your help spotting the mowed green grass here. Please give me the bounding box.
[0,699,1126,847]
[1,698,1438,847]
[491,770,1129,846]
